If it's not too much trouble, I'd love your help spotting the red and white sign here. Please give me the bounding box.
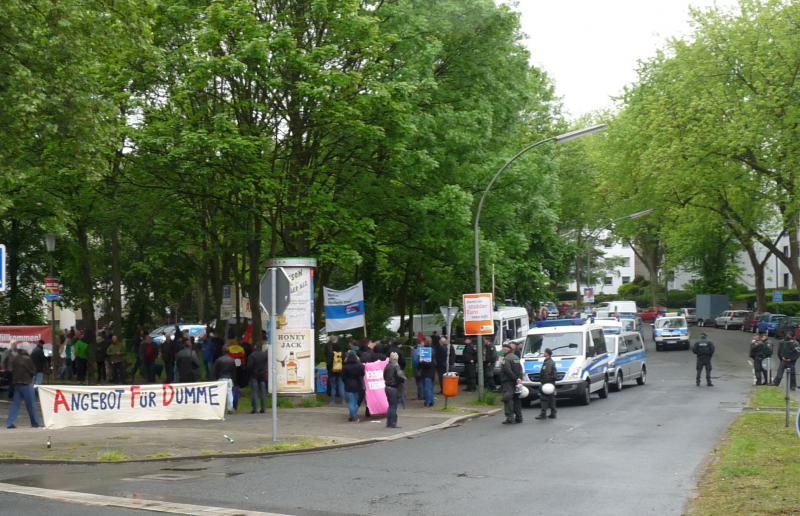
[463,293,494,335]
[37,382,228,429]
[0,325,53,347]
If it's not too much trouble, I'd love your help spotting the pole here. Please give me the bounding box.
[50,299,56,381]
[445,299,452,374]
[472,126,606,401]
[785,368,791,428]
[270,268,278,442]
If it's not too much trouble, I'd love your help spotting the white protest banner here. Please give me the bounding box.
[323,281,366,332]
[36,382,228,430]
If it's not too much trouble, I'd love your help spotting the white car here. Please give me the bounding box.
[714,310,752,330]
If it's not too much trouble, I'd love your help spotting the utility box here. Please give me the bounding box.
[695,295,729,323]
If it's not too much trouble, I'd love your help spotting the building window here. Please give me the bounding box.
[621,276,631,284]
[783,273,790,288]
[620,257,630,267]
[783,246,789,258]
[604,276,613,286]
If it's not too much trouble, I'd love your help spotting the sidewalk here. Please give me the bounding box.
[0,381,500,463]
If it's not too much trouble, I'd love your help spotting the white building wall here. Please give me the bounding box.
[566,242,637,296]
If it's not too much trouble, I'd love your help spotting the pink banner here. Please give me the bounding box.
[364,359,389,416]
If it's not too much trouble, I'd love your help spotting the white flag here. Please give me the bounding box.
[324,281,366,332]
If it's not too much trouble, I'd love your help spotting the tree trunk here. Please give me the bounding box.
[742,244,767,313]
[574,254,583,307]
[110,226,123,336]
[247,215,263,348]
[75,221,97,381]
[7,218,20,325]
[788,229,800,289]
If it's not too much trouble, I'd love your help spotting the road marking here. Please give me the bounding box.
[0,482,294,516]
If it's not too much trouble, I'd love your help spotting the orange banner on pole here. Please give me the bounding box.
[463,293,494,335]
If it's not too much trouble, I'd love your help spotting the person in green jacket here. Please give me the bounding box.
[73,331,89,382]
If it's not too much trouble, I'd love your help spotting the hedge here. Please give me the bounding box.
[765,301,800,316]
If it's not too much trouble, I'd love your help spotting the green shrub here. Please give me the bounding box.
[765,301,800,315]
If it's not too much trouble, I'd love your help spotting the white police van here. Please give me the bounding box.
[604,331,647,391]
[520,319,610,406]
[653,314,690,351]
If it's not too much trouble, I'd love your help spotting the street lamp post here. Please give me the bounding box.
[45,234,56,379]
[473,124,606,399]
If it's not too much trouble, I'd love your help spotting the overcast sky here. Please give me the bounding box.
[511,0,741,118]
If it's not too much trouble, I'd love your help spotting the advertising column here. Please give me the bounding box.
[269,258,316,394]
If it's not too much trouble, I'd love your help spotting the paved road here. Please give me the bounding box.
[0,327,756,515]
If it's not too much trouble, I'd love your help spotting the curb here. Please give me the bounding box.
[0,408,501,466]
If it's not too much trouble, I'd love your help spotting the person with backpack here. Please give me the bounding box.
[141,335,157,383]
[326,336,345,405]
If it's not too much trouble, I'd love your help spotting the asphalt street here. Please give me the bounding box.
[0,326,756,516]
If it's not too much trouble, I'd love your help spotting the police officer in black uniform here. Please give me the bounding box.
[692,332,715,386]
[500,341,523,425]
[749,333,770,385]
[535,348,557,420]
[462,338,478,392]
[773,333,799,390]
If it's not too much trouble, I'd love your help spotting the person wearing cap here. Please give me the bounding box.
[773,332,799,390]
[535,348,557,420]
[499,341,523,424]
[692,333,715,387]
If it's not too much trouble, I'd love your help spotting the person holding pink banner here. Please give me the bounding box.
[363,358,389,416]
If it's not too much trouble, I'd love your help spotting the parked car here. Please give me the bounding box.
[755,313,787,336]
[605,331,647,391]
[774,316,800,340]
[678,307,697,324]
[741,313,761,333]
[714,310,753,330]
[639,306,667,323]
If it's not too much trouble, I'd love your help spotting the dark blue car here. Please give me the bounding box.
[756,313,786,336]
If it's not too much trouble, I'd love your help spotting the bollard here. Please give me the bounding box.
[785,368,791,428]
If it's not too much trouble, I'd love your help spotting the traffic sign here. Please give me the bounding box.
[773,290,783,303]
[440,305,460,326]
[0,244,5,292]
[260,267,291,316]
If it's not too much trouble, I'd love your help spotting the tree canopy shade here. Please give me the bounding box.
[0,0,573,344]
[586,0,800,310]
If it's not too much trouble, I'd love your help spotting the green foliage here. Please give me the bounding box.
[765,302,800,316]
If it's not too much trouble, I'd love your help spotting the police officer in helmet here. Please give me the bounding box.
[692,332,715,387]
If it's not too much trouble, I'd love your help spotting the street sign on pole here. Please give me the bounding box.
[439,305,460,330]
[261,267,291,443]
[0,244,5,292]
[260,268,291,316]
[773,289,783,303]
[462,293,493,335]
